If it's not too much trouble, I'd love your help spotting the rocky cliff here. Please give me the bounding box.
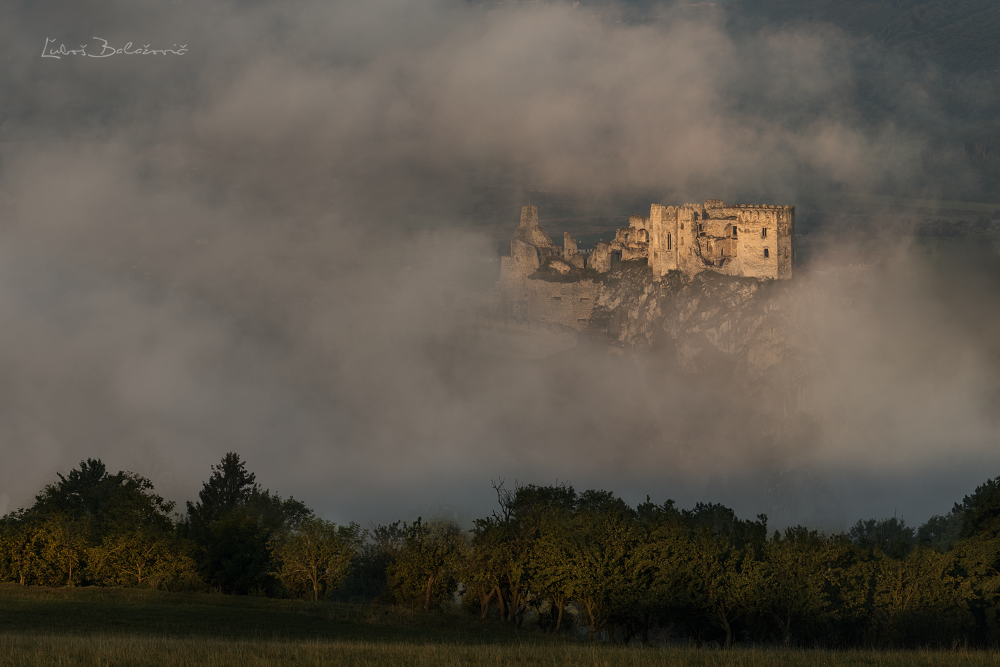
[590,261,803,380]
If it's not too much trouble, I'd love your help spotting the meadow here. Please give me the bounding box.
[1,585,998,667]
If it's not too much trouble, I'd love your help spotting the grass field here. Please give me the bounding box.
[1,585,999,666]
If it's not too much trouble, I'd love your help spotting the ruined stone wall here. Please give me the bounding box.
[497,206,600,329]
[497,238,541,320]
[643,201,794,281]
[776,207,794,280]
[647,204,678,276]
[522,279,600,329]
[588,242,611,272]
[675,205,702,277]
[513,205,560,260]
[629,214,650,233]
[610,226,650,261]
[732,205,795,280]
[563,232,577,261]
[564,232,586,269]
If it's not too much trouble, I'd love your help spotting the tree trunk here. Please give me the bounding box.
[770,610,792,647]
[424,575,435,611]
[507,588,520,623]
[555,600,564,633]
[717,607,733,648]
[494,585,506,620]
[480,586,491,618]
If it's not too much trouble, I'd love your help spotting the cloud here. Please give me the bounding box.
[0,0,995,529]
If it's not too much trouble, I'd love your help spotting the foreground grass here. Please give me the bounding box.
[0,584,512,643]
[0,636,998,667]
[2,585,999,666]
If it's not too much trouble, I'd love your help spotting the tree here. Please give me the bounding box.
[88,532,199,590]
[335,521,406,602]
[0,459,185,588]
[563,504,647,642]
[918,511,964,552]
[682,537,763,648]
[36,514,88,587]
[530,514,576,632]
[893,548,971,645]
[849,517,916,558]
[0,516,47,586]
[469,481,577,626]
[759,528,834,646]
[272,518,362,601]
[387,518,466,610]
[646,505,767,648]
[184,453,310,595]
[185,452,261,525]
[27,459,175,540]
[955,476,1000,539]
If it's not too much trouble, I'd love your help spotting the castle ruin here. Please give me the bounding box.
[497,200,795,330]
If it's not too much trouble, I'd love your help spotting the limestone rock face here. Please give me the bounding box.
[590,264,799,379]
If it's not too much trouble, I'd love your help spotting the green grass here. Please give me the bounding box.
[2,585,1000,666]
[0,635,998,667]
[0,584,516,644]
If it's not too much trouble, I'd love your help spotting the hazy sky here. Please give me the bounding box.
[0,0,997,531]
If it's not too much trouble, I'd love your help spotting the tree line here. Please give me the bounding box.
[0,454,360,601]
[4,454,1000,648]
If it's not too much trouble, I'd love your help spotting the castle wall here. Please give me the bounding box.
[588,242,611,272]
[563,232,586,269]
[563,232,577,261]
[513,205,560,259]
[497,238,541,319]
[610,225,650,261]
[675,206,702,277]
[731,205,795,280]
[644,201,794,280]
[647,204,680,276]
[629,215,650,232]
[776,207,794,279]
[522,279,600,329]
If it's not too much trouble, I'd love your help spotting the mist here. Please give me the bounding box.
[0,0,997,531]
